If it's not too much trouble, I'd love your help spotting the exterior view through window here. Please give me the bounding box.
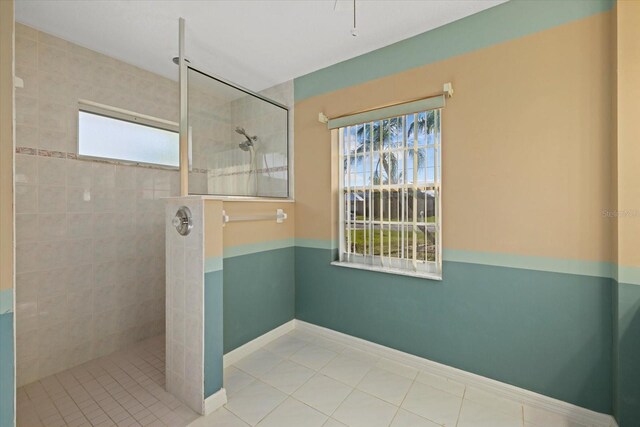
[339,109,442,278]
[78,103,179,168]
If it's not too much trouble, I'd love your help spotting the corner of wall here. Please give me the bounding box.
[0,0,15,426]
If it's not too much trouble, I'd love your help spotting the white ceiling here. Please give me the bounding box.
[16,0,505,92]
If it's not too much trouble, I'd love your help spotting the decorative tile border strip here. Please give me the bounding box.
[15,146,177,171]
[16,146,288,178]
[206,165,288,178]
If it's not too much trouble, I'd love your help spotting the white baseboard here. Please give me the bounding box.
[203,388,227,415]
[223,320,295,368]
[294,320,617,427]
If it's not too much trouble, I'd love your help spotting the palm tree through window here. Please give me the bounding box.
[339,109,441,277]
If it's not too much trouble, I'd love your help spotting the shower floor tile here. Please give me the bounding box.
[17,335,198,427]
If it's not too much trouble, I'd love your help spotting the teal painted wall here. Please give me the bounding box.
[223,247,295,354]
[295,247,613,413]
[294,0,613,101]
[0,312,14,427]
[204,270,223,398]
[615,282,640,426]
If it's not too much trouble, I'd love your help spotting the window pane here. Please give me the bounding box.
[78,111,179,167]
[339,107,441,276]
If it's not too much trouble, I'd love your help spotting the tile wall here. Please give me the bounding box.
[14,23,180,386]
[165,198,205,414]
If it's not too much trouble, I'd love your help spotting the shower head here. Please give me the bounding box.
[235,127,257,150]
[172,57,191,65]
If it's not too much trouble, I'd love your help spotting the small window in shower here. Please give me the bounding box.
[78,101,179,168]
[187,68,289,198]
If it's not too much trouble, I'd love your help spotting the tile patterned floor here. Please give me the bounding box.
[17,335,198,427]
[18,329,601,427]
[191,329,598,427]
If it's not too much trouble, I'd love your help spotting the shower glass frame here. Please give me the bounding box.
[184,65,290,199]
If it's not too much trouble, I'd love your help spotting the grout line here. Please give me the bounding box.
[454,386,467,427]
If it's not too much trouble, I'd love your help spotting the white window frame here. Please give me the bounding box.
[77,100,180,169]
[332,109,442,280]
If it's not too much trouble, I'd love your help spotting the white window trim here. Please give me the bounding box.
[77,100,180,169]
[336,110,443,280]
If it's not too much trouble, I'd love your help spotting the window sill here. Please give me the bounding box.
[330,261,442,281]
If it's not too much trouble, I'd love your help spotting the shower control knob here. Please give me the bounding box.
[173,206,193,236]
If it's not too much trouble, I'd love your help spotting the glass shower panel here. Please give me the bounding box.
[187,68,289,197]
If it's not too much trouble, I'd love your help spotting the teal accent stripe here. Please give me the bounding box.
[224,238,295,259]
[295,240,618,279]
[204,270,223,398]
[295,247,613,413]
[294,0,613,101]
[443,249,615,279]
[0,289,12,314]
[205,256,223,273]
[224,247,295,353]
[618,266,640,287]
[615,282,640,426]
[294,238,338,250]
[0,312,14,427]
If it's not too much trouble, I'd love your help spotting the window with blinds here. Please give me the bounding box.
[337,108,442,279]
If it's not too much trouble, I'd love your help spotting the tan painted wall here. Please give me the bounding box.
[616,0,640,268]
[0,0,14,294]
[203,200,295,256]
[295,11,614,263]
[204,200,224,259]
[610,3,618,267]
[222,201,295,249]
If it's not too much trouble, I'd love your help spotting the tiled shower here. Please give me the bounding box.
[16,18,293,387]
[14,23,180,386]
[13,19,294,425]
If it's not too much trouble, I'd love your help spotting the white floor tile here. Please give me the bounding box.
[256,397,327,427]
[332,390,398,427]
[234,349,284,377]
[356,367,413,405]
[375,358,419,380]
[415,370,465,397]
[323,418,348,427]
[264,335,308,358]
[321,354,373,386]
[523,405,590,427]
[287,330,317,343]
[258,360,315,394]
[314,336,347,353]
[340,347,380,366]
[464,387,522,419]
[401,381,462,427]
[390,409,441,427]
[225,380,287,426]
[292,374,353,416]
[188,407,249,427]
[225,367,256,396]
[290,344,338,371]
[457,399,523,427]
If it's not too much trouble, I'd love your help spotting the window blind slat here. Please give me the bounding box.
[338,108,442,277]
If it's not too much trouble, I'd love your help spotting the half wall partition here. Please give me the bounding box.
[165,18,292,416]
